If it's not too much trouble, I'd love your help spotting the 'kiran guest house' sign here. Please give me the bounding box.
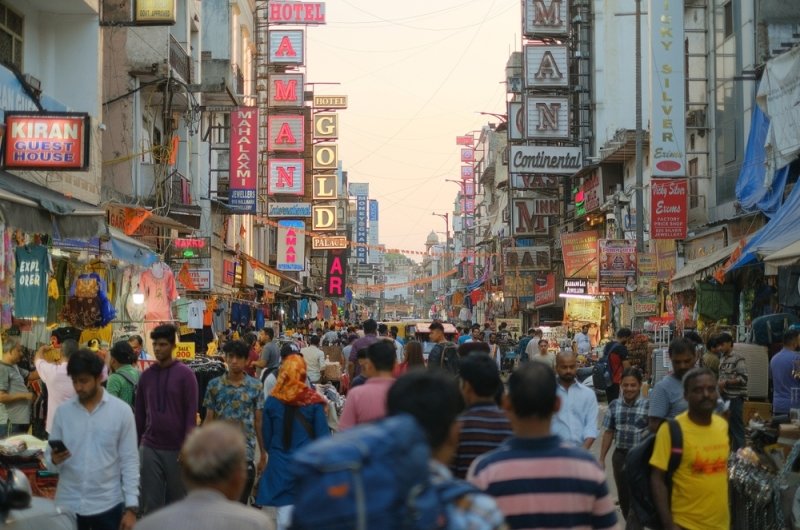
[3,112,90,170]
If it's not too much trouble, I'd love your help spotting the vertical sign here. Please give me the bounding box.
[277,220,305,271]
[325,249,348,297]
[650,0,686,176]
[524,0,569,36]
[368,200,380,264]
[597,239,637,292]
[268,115,304,152]
[356,194,368,264]
[534,273,556,307]
[650,178,688,239]
[229,107,258,213]
[269,74,304,107]
[269,30,305,65]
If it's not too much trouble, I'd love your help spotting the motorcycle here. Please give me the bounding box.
[0,461,75,530]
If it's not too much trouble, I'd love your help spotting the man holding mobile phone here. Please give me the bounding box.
[46,349,139,530]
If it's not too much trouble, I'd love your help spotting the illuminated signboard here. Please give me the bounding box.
[312,203,338,231]
[313,144,338,170]
[524,45,568,88]
[229,107,258,213]
[268,159,305,195]
[325,249,348,297]
[313,95,348,109]
[135,0,176,24]
[313,173,337,199]
[269,30,305,65]
[525,95,570,139]
[3,112,90,171]
[277,220,305,271]
[313,113,338,139]
[268,115,304,152]
[312,235,348,249]
[523,0,569,37]
[167,237,211,259]
[268,2,326,25]
[269,74,304,108]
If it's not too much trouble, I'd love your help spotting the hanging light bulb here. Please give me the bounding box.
[132,292,145,305]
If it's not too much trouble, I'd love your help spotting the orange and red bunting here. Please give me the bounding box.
[239,223,247,239]
[123,207,152,236]
[168,136,179,166]
[177,262,197,291]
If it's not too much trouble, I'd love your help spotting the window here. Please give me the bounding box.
[688,158,699,209]
[723,1,733,38]
[0,3,23,70]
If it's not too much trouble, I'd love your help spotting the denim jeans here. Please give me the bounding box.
[76,503,123,530]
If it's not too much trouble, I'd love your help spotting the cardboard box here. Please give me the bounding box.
[744,400,772,424]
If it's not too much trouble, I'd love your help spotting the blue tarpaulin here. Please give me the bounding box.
[728,180,800,272]
[735,101,790,217]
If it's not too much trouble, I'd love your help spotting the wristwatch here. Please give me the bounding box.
[124,506,140,517]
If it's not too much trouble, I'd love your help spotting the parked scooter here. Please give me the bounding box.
[0,463,75,530]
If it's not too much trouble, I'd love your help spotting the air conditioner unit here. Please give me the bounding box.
[686,109,706,128]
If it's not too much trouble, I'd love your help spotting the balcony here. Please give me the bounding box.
[233,64,244,96]
[169,35,191,83]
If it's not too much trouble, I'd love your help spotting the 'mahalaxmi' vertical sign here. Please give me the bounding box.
[229,107,258,213]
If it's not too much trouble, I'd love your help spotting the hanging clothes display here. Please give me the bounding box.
[211,299,228,334]
[61,273,116,329]
[140,262,178,339]
[14,244,50,319]
[187,300,206,329]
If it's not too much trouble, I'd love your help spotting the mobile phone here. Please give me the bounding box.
[48,440,68,453]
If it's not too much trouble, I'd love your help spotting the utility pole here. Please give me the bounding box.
[432,212,450,295]
[634,0,644,252]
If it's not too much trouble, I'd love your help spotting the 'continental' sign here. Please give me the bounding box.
[267,202,312,218]
[509,146,582,175]
[313,95,348,109]
[312,235,348,249]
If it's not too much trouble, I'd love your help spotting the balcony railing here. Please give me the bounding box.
[169,35,191,83]
[168,170,193,206]
[233,64,244,96]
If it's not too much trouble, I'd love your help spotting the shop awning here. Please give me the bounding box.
[107,227,160,267]
[264,265,302,287]
[763,240,800,275]
[0,170,106,238]
[670,240,749,293]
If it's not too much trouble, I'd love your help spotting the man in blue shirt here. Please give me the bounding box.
[770,328,800,415]
[551,351,598,449]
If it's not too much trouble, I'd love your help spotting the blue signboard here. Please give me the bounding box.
[356,195,368,264]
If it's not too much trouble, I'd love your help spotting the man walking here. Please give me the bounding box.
[0,336,35,438]
[35,338,79,435]
[427,322,458,374]
[136,324,199,515]
[516,328,536,362]
[651,367,729,530]
[339,340,396,429]
[348,319,378,379]
[203,340,266,504]
[573,325,592,355]
[599,367,649,523]
[255,327,280,381]
[603,327,632,402]
[300,335,326,384]
[648,338,696,433]
[717,332,748,450]
[529,339,555,369]
[134,422,275,530]
[552,351,598,448]
[770,328,800,416]
[451,353,512,479]
[468,362,617,529]
[47,349,139,530]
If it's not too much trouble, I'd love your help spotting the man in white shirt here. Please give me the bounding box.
[47,349,139,530]
[572,325,592,355]
[34,338,79,435]
[378,323,404,364]
[300,335,326,383]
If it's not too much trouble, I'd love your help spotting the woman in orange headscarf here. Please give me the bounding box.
[255,354,329,529]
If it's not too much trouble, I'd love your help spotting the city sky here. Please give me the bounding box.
[306,0,520,253]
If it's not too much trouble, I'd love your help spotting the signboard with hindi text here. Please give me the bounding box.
[560,231,599,278]
[598,239,637,292]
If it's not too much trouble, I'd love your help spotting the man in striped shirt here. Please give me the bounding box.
[468,362,618,530]
[451,353,513,479]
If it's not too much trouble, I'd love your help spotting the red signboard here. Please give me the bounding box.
[456,135,474,146]
[325,249,348,297]
[223,260,237,285]
[4,112,90,170]
[268,115,304,152]
[229,107,258,213]
[268,1,326,24]
[650,178,688,239]
[534,273,556,307]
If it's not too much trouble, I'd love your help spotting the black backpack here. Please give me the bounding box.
[437,342,459,375]
[624,419,683,529]
[592,342,618,391]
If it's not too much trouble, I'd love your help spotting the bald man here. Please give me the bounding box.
[135,422,274,530]
[551,351,599,449]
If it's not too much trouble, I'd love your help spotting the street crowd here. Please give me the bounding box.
[2,317,787,530]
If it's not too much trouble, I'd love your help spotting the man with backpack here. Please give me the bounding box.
[650,367,729,530]
[428,322,459,375]
[602,327,632,402]
[289,371,507,529]
[468,362,617,529]
[338,340,396,430]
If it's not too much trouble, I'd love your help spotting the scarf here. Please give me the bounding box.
[270,354,326,407]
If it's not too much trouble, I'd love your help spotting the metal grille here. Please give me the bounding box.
[169,34,191,83]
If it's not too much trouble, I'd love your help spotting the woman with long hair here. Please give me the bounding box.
[393,340,426,376]
[256,354,329,529]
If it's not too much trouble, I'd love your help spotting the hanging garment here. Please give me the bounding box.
[14,244,50,319]
[212,300,229,334]
[187,300,206,329]
[61,273,116,328]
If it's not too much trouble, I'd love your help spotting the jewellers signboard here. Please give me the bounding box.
[650,178,688,240]
[4,112,90,170]
[509,146,582,176]
[563,278,588,295]
[267,202,312,218]
[229,107,258,213]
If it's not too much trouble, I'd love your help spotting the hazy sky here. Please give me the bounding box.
[306,0,520,253]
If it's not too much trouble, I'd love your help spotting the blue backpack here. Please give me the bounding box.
[290,414,479,530]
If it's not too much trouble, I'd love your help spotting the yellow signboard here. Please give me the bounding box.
[136,0,177,24]
[174,342,196,361]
